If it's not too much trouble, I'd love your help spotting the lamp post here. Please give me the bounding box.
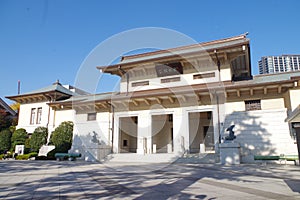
[214,50,222,144]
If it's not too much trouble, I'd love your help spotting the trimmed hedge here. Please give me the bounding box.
[15,152,38,160]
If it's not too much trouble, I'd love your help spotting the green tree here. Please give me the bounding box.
[11,128,27,150]
[9,126,16,133]
[30,127,48,152]
[0,129,12,153]
[50,121,73,153]
[0,110,12,131]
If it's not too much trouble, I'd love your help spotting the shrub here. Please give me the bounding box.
[0,129,12,152]
[35,155,49,160]
[46,149,57,160]
[11,128,27,151]
[0,154,11,160]
[9,126,16,133]
[28,152,38,157]
[49,121,73,153]
[30,127,48,152]
[15,152,38,160]
[24,138,31,154]
[16,154,29,160]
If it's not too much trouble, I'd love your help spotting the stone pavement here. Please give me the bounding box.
[0,160,299,199]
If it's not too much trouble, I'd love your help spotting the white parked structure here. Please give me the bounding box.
[7,34,300,163]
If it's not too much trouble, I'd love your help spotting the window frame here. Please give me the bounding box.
[30,108,36,125]
[87,112,97,121]
[245,99,261,111]
[36,107,42,124]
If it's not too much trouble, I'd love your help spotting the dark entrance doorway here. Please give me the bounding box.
[119,116,138,153]
[189,111,214,153]
[152,114,173,153]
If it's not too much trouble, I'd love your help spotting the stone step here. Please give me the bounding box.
[104,153,219,164]
[175,153,219,164]
[105,153,178,163]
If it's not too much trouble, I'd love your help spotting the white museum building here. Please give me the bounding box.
[7,34,300,163]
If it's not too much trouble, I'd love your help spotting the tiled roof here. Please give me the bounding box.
[55,92,114,105]
[7,81,76,99]
[21,82,75,96]
[97,33,249,70]
[121,33,248,62]
[0,98,16,116]
[252,70,300,84]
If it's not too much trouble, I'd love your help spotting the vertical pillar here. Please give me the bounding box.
[113,116,119,153]
[212,106,221,152]
[137,111,151,154]
[173,109,188,155]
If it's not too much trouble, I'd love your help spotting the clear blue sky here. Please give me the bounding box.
[1,0,300,104]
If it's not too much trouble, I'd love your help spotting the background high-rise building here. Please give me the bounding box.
[258,55,300,74]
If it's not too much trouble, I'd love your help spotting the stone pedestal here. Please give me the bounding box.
[219,142,240,165]
[38,145,55,156]
[200,144,205,153]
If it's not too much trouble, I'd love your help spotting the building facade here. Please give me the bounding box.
[6,81,87,140]
[7,34,300,163]
[259,55,300,74]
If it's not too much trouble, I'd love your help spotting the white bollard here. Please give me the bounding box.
[200,143,205,153]
[153,144,157,154]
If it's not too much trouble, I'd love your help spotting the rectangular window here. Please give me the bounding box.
[161,77,180,83]
[132,81,149,87]
[87,113,97,121]
[245,100,261,111]
[30,108,36,124]
[36,107,42,124]
[193,72,215,79]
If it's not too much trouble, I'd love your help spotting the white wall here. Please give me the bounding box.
[120,69,229,93]
[17,101,52,133]
[53,110,74,129]
[70,112,111,161]
[225,98,285,115]
[289,89,300,111]
[261,98,285,110]
[223,109,298,163]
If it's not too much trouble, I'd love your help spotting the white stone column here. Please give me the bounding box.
[113,115,120,153]
[173,108,188,155]
[137,111,152,154]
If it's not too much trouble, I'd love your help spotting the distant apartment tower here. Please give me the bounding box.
[259,55,300,74]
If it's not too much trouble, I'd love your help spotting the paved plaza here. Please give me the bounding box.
[0,160,299,199]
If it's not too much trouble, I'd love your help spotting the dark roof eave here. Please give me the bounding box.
[0,98,16,116]
[6,90,72,101]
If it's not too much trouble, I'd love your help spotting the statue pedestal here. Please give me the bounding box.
[219,142,240,165]
[38,145,55,156]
